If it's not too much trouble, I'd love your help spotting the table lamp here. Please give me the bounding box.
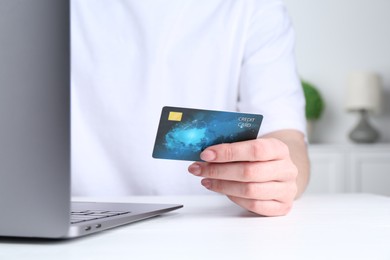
[346,72,382,143]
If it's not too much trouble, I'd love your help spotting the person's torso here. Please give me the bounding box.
[71,0,264,196]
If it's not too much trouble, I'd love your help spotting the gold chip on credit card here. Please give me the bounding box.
[168,111,183,121]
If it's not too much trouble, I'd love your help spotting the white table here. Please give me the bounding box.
[1,194,390,260]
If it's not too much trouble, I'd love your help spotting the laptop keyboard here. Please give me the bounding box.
[71,210,131,224]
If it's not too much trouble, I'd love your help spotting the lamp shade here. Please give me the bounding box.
[346,72,382,113]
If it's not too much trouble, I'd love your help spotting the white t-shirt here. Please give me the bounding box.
[71,0,306,196]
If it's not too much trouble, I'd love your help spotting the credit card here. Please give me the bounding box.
[152,106,263,161]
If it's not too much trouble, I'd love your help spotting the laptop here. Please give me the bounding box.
[0,0,182,239]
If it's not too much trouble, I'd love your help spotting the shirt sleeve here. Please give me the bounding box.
[238,0,306,137]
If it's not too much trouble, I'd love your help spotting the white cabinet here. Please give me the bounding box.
[307,144,390,196]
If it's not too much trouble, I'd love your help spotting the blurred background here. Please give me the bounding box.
[284,0,390,195]
[285,0,390,143]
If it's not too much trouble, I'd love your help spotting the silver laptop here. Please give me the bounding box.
[0,0,182,239]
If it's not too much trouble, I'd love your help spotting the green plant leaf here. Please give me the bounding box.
[301,80,325,120]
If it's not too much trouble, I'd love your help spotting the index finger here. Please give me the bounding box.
[200,138,289,163]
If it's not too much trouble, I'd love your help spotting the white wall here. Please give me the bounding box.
[284,0,390,143]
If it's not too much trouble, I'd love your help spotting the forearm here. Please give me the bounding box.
[262,130,310,198]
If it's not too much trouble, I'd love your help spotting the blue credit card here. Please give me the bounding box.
[152,106,263,161]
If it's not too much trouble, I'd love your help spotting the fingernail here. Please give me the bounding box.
[200,150,216,161]
[201,179,212,189]
[188,164,201,176]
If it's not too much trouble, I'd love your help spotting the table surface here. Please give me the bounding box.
[1,194,390,260]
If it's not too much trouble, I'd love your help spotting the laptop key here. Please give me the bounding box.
[85,210,110,214]
[71,216,99,221]
[70,219,86,224]
[106,211,131,214]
